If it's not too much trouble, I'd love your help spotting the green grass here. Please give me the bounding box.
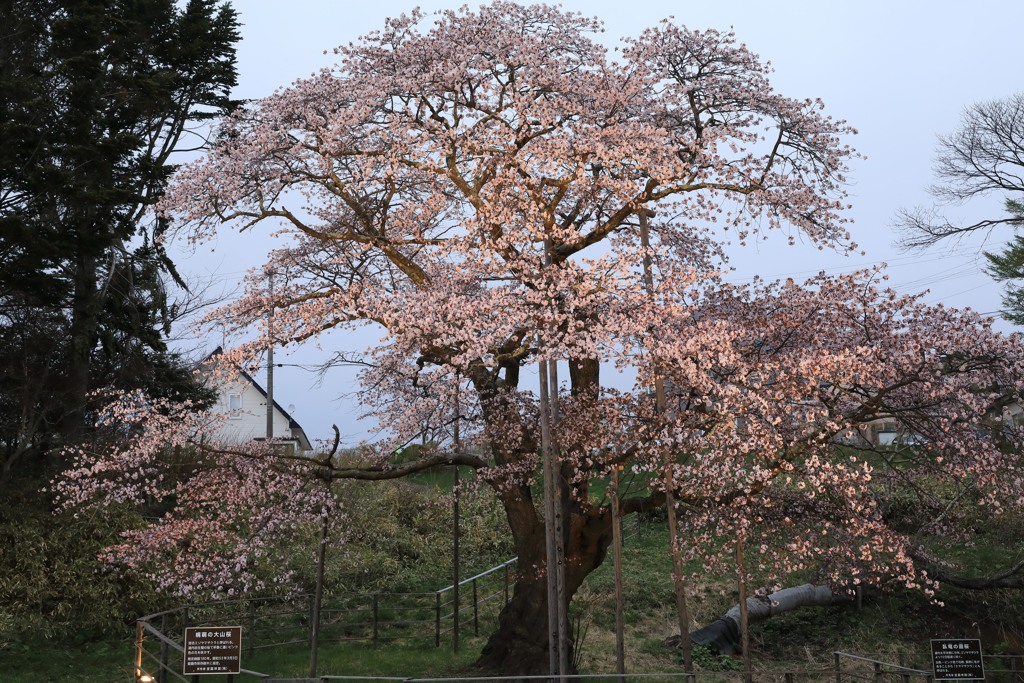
[1,638,137,683]
[8,463,1024,681]
[242,635,492,679]
[9,517,1024,681]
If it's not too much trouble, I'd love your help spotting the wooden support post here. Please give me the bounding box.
[308,593,316,649]
[737,537,751,683]
[472,578,479,636]
[539,357,559,677]
[452,389,462,654]
[159,614,169,683]
[372,594,380,645]
[309,510,328,679]
[435,592,441,647]
[612,466,625,682]
[135,621,145,682]
[247,601,256,657]
[452,480,460,652]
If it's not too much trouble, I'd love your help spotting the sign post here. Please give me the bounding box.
[183,626,242,676]
[931,639,985,681]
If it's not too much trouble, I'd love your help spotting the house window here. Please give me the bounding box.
[228,392,242,418]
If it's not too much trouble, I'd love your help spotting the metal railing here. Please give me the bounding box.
[833,652,933,683]
[834,651,1024,683]
[136,559,518,682]
[435,558,517,642]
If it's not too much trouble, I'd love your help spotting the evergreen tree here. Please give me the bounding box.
[984,198,1024,324]
[0,0,238,483]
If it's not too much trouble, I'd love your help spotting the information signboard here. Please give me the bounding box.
[183,626,242,676]
[931,638,985,681]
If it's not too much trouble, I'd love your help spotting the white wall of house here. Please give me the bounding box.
[209,375,297,445]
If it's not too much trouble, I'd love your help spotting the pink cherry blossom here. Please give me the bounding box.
[56,3,1024,672]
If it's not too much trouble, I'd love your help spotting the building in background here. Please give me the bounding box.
[203,347,312,454]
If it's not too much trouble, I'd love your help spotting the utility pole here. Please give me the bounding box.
[452,375,461,654]
[266,270,274,442]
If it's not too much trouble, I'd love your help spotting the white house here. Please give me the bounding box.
[203,347,313,454]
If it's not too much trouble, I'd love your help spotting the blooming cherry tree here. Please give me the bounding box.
[57,3,1024,673]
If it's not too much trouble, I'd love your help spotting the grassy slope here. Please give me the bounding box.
[7,471,1024,681]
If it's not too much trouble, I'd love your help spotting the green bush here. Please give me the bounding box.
[0,480,166,643]
[252,473,514,597]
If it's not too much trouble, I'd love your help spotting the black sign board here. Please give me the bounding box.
[931,639,985,680]
[183,626,242,675]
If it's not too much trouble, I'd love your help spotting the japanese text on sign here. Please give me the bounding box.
[183,626,242,676]
[931,639,985,681]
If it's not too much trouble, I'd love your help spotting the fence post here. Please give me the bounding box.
[373,594,380,645]
[785,673,794,683]
[435,592,441,647]
[135,621,145,682]
[503,564,510,606]
[472,578,479,636]
[835,652,842,683]
[874,661,883,683]
[308,594,316,648]
[159,614,170,683]
[247,601,257,657]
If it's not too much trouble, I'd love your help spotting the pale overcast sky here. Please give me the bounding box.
[167,1,1024,446]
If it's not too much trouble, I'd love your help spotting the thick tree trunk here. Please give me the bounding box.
[476,499,613,674]
[473,356,612,675]
[63,251,102,441]
[476,558,557,674]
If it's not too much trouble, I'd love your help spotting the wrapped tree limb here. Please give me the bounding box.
[673,584,855,655]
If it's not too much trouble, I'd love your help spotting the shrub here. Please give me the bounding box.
[0,479,166,643]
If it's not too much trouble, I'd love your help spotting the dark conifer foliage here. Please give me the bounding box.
[0,0,239,483]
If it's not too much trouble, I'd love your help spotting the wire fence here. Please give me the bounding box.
[134,512,658,681]
[132,515,1024,683]
[136,558,518,682]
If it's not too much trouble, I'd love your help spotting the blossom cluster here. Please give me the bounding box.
[56,3,1024,600]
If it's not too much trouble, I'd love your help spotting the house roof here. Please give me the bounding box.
[204,346,313,451]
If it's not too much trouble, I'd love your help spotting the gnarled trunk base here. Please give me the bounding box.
[474,502,612,675]
[476,574,560,675]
